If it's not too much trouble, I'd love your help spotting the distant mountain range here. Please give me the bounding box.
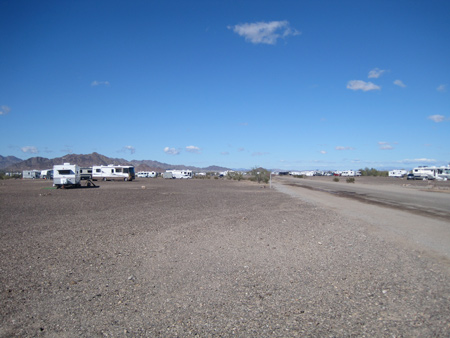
[0,152,231,172]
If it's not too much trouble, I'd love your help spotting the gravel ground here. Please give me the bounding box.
[1,178,449,337]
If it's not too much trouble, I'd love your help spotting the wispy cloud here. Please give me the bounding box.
[237,147,245,152]
[21,146,39,154]
[378,141,394,150]
[186,145,201,153]
[320,150,327,154]
[228,21,300,45]
[164,147,180,155]
[0,105,11,115]
[393,79,406,88]
[347,80,380,92]
[123,145,135,154]
[368,68,386,78]
[437,84,447,92]
[220,151,230,155]
[399,158,436,164]
[428,114,445,123]
[335,146,355,151]
[91,80,110,86]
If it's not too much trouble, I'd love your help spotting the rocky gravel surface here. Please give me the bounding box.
[1,178,449,337]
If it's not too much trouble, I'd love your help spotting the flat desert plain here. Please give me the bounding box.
[1,177,450,337]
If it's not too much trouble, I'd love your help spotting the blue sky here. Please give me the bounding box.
[1,0,449,170]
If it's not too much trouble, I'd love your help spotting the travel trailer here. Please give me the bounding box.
[40,169,53,179]
[341,170,356,177]
[136,171,157,178]
[412,165,450,180]
[22,170,41,179]
[389,170,408,178]
[92,165,135,181]
[53,163,81,188]
[165,169,192,179]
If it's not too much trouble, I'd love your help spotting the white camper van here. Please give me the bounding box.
[136,171,157,178]
[165,169,192,179]
[389,170,408,178]
[53,163,81,188]
[412,165,450,180]
[92,165,135,181]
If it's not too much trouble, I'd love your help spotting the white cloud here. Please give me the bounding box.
[91,80,110,86]
[21,146,39,154]
[0,105,11,115]
[393,79,406,88]
[186,145,201,153]
[320,150,327,154]
[228,21,300,45]
[124,145,135,154]
[428,114,445,123]
[368,68,386,78]
[335,146,355,151]
[399,158,437,164]
[164,147,180,155]
[237,147,245,152]
[347,80,381,92]
[437,84,447,92]
[220,151,230,155]
[378,141,394,150]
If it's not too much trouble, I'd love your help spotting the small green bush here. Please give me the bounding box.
[346,177,355,183]
[333,177,340,182]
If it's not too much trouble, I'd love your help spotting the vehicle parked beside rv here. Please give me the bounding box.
[92,165,135,181]
[40,169,53,179]
[53,163,81,188]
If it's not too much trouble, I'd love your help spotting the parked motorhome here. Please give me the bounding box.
[389,170,408,178]
[22,170,41,179]
[341,170,356,177]
[53,163,81,188]
[92,165,135,181]
[166,169,192,179]
[413,165,450,180]
[80,167,92,180]
[136,171,157,178]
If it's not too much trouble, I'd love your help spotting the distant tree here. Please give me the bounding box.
[358,167,388,177]
[249,167,270,184]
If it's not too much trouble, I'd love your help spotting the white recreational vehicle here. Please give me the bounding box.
[389,170,408,178]
[22,170,41,179]
[92,165,135,181]
[53,163,81,188]
[412,165,450,180]
[136,171,157,178]
[165,169,192,179]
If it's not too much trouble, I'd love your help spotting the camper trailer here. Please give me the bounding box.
[165,169,192,179]
[389,170,408,178]
[136,171,157,178]
[53,163,81,188]
[22,170,41,179]
[92,165,135,181]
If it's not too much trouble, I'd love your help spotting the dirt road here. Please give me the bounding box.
[1,178,449,337]
[274,176,450,259]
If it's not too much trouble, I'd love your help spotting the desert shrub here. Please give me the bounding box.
[346,177,355,183]
[293,175,304,179]
[333,177,340,182]
[214,176,219,180]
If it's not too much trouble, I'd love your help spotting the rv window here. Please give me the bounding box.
[123,168,129,173]
[116,168,122,173]
[96,169,101,173]
[58,170,73,175]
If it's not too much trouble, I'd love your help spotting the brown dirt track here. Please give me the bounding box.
[1,178,449,337]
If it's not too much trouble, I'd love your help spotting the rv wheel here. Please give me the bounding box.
[103,177,107,181]
[124,177,128,181]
